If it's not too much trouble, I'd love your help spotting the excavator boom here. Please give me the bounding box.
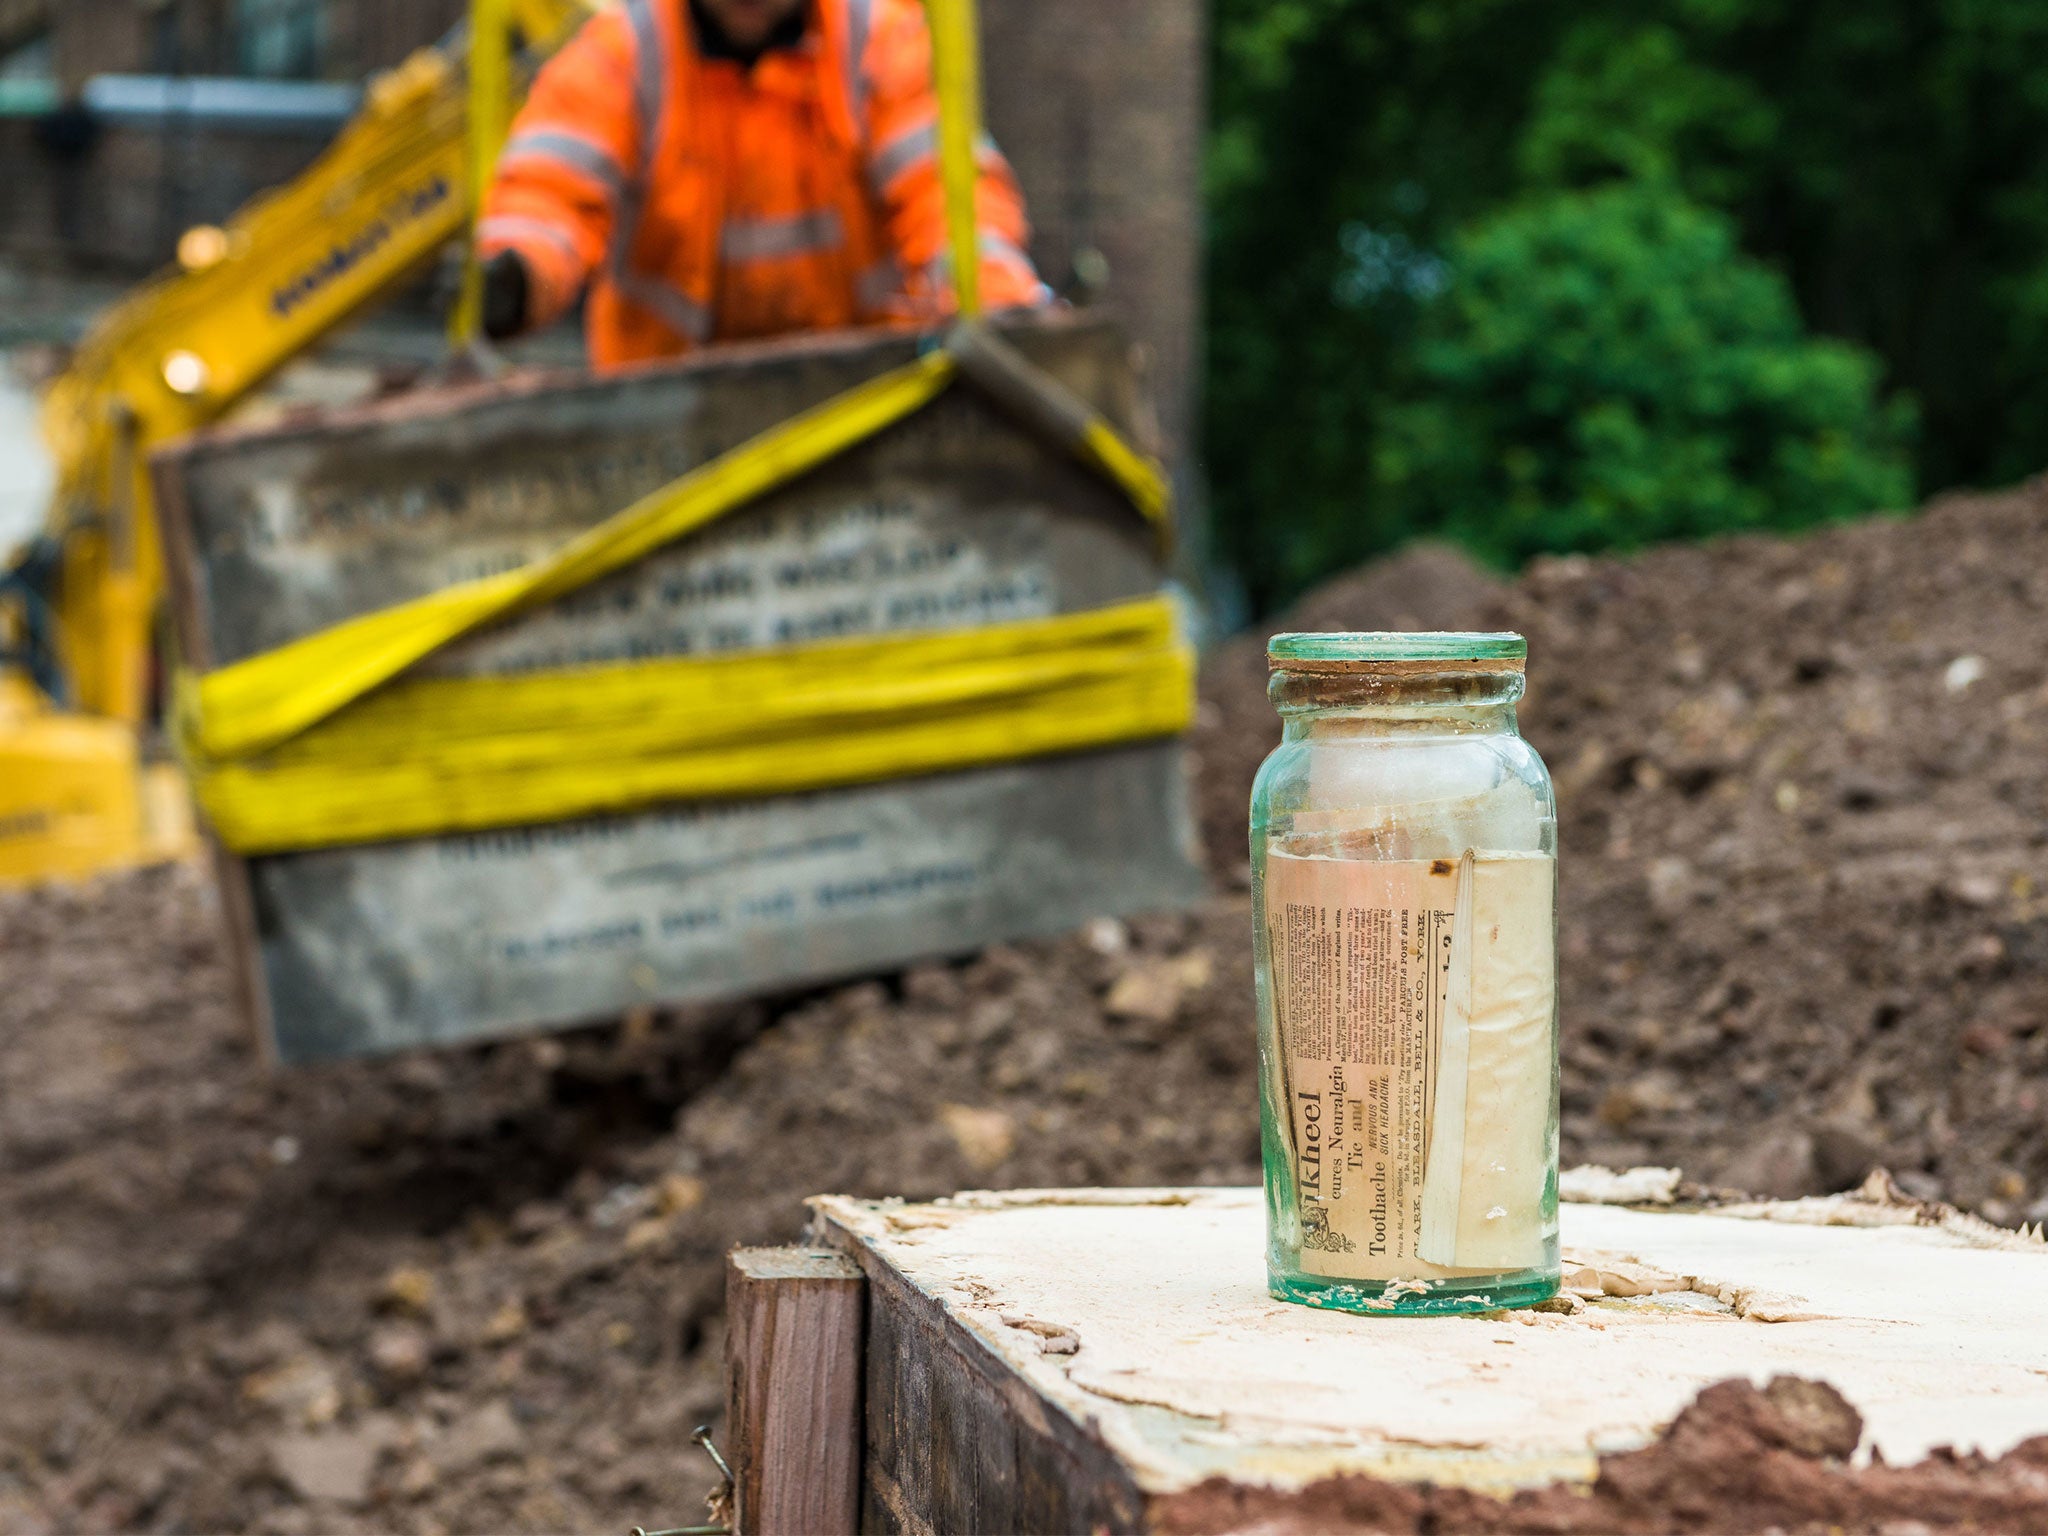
[1,0,590,884]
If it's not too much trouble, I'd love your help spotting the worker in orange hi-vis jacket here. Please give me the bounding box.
[476,0,1051,368]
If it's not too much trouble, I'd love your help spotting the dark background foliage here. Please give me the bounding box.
[1204,0,2048,613]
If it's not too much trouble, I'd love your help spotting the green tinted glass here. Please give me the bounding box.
[1266,632,1526,663]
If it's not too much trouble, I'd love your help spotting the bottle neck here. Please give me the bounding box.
[1270,665,1526,742]
[1280,701,1520,742]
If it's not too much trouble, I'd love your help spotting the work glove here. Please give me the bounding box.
[481,249,531,342]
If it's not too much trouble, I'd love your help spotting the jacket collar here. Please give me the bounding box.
[687,0,810,67]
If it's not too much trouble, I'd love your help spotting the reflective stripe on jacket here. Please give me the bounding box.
[478,0,1048,369]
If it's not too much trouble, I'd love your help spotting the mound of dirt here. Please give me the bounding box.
[0,870,1256,1534]
[5,485,2048,1532]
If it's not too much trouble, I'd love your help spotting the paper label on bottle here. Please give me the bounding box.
[1266,849,1555,1281]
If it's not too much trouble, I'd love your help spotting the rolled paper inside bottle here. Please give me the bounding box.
[1418,850,1554,1269]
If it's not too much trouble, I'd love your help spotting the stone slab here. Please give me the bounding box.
[154,315,1202,1062]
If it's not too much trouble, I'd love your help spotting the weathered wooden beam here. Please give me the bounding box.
[725,1247,866,1536]
[845,1236,1147,1535]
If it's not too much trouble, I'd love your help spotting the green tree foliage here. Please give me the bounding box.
[1375,184,1915,567]
[1207,0,2048,613]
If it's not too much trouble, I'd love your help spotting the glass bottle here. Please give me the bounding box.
[1253,633,1560,1315]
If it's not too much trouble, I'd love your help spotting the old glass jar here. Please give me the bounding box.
[1253,633,1560,1314]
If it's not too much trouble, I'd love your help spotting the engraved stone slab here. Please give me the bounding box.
[157,315,1202,1063]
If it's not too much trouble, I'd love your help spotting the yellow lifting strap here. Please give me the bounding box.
[174,331,1184,855]
[178,352,955,762]
[188,596,1192,854]
[920,0,1170,521]
[449,0,516,347]
[927,0,984,319]
[176,333,1184,855]
[178,323,1170,766]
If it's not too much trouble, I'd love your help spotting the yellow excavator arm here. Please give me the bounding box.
[0,0,587,886]
[35,0,590,723]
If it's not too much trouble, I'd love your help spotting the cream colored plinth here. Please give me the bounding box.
[812,1186,2048,1497]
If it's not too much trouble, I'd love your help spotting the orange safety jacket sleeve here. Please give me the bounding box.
[477,10,643,330]
[859,0,1050,314]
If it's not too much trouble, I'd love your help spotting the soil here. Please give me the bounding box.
[6,483,2048,1532]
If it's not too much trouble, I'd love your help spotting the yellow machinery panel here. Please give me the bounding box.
[0,683,197,885]
[0,676,145,885]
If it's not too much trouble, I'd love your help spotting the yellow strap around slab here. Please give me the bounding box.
[178,351,956,760]
[179,333,1173,763]
[188,595,1193,854]
[1083,418,1170,528]
[176,323,1184,856]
